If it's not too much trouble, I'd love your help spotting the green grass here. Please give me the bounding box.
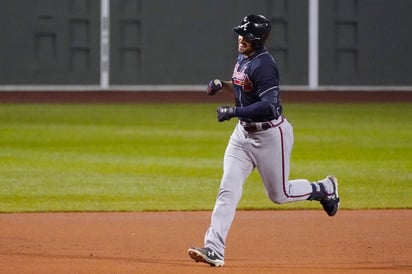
[0,103,411,212]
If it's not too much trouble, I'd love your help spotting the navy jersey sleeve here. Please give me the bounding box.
[251,54,280,104]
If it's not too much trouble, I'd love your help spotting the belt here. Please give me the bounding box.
[240,116,284,133]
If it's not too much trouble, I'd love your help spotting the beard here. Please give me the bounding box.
[238,45,255,57]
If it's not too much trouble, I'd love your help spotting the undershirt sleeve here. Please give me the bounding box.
[235,100,275,119]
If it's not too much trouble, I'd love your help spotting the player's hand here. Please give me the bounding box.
[207,79,223,96]
[217,106,236,122]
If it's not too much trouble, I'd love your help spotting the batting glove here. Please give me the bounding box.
[207,79,223,96]
[217,106,236,122]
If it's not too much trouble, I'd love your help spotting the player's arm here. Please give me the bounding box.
[206,79,233,96]
[216,90,281,122]
[235,93,281,120]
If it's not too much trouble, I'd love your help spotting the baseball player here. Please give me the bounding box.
[188,14,340,267]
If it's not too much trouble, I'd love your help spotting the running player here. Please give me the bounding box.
[188,14,339,267]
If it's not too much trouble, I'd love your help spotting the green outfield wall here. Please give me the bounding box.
[0,0,411,86]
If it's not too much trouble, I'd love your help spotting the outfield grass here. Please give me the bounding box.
[0,103,411,212]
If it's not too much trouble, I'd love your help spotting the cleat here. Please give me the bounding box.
[188,247,224,267]
[319,176,340,216]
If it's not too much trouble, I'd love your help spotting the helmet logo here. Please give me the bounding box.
[239,22,250,31]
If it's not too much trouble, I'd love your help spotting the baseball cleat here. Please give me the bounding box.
[320,176,340,216]
[188,247,224,267]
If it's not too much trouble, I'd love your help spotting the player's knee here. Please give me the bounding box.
[267,193,287,204]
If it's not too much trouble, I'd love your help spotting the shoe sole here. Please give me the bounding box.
[188,248,224,267]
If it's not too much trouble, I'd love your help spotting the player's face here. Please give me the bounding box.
[237,35,255,57]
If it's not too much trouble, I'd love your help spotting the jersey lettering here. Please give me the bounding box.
[232,63,253,91]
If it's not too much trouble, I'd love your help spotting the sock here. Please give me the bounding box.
[307,183,326,201]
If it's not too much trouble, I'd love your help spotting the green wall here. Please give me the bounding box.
[0,0,411,86]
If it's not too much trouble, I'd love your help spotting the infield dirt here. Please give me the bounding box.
[1,210,411,273]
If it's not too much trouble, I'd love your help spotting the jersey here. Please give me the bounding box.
[231,47,282,122]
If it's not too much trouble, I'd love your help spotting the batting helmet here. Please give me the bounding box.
[233,15,271,48]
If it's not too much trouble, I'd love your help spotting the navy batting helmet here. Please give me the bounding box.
[233,15,271,48]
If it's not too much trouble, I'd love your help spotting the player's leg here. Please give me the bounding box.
[252,119,313,203]
[204,124,254,259]
[252,119,339,215]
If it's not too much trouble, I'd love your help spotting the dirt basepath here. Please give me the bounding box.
[1,210,411,273]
